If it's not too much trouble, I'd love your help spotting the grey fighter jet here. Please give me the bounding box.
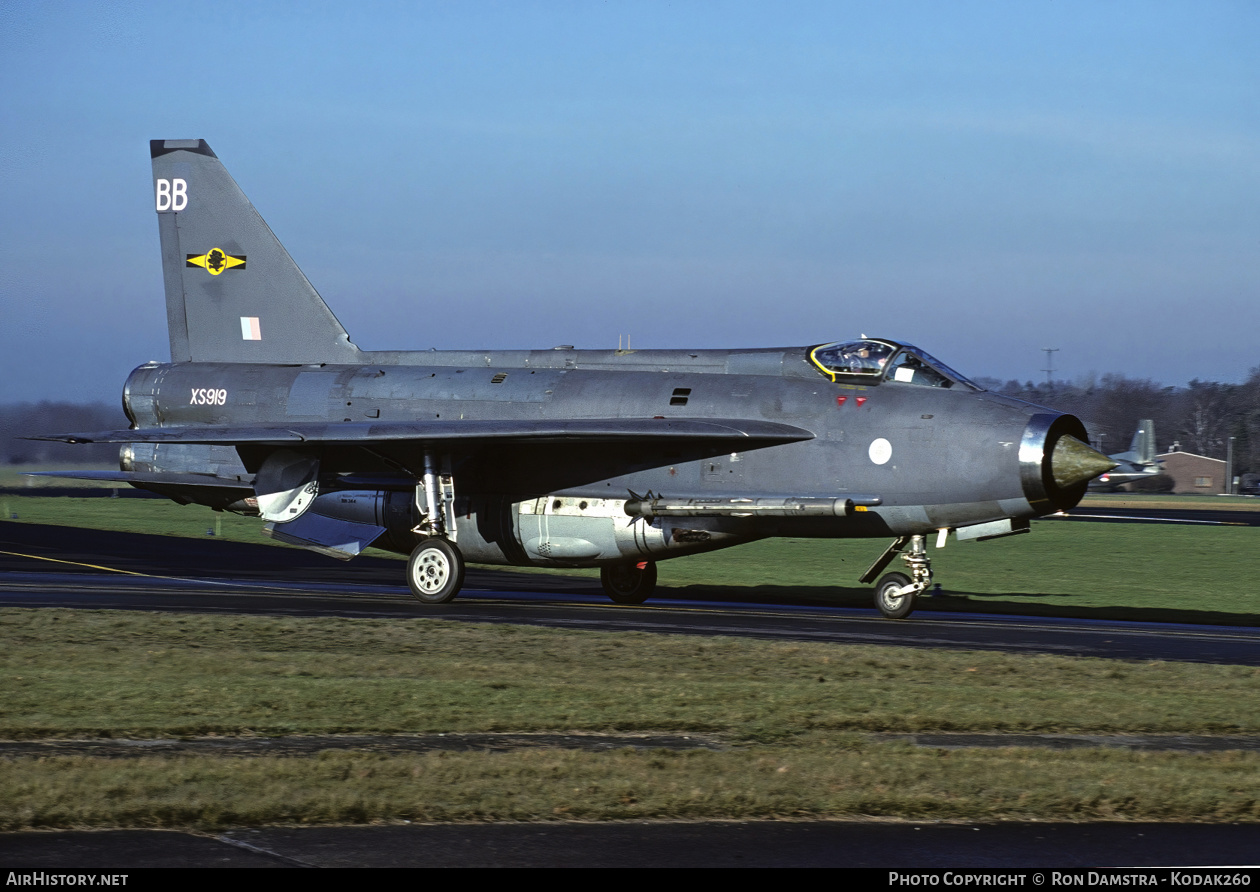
[1088,420,1163,492]
[38,140,1115,618]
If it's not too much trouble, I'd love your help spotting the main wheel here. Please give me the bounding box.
[874,571,916,619]
[601,561,658,604]
[406,538,465,604]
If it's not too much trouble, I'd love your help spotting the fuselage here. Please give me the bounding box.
[118,342,1089,568]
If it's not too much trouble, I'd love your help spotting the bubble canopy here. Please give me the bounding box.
[808,339,982,390]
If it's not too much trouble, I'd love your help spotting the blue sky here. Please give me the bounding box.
[2,1,1257,402]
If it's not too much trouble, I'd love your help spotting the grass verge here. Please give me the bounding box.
[2,609,1258,828]
[8,745,1258,829]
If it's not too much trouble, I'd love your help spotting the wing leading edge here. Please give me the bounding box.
[32,417,815,447]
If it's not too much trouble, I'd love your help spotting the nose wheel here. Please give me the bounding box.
[874,572,916,619]
[861,534,933,619]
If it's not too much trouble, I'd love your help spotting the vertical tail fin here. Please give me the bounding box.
[1130,419,1156,465]
[150,139,361,364]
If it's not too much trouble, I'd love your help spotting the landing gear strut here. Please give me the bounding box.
[405,451,464,604]
[860,534,933,619]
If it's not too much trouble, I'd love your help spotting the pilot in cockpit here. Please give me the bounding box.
[842,341,893,374]
[811,339,982,390]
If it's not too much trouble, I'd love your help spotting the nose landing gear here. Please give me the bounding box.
[861,534,933,619]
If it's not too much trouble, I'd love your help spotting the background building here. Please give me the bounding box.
[1157,447,1228,495]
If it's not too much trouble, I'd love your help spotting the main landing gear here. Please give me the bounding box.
[601,561,658,605]
[405,452,465,605]
[860,534,933,619]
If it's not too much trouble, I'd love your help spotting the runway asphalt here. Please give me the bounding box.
[1061,505,1260,526]
[3,822,1259,868]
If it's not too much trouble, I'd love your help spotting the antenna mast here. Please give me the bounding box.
[1042,347,1059,385]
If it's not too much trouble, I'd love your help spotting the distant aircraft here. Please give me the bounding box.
[1088,420,1163,491]
[37,140,1115,618]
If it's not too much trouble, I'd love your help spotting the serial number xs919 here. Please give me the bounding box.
[189,388,227,406]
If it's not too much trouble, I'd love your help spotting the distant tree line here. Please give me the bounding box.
[3,366,1259,475]
[973,367,1260,475]
[0,402,126,465]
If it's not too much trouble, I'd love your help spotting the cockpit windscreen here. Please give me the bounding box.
[809,340,895,378]
[809,340,982,391]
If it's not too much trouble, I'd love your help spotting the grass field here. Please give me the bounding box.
[2,609,1258,828]
[2,484,1258,828]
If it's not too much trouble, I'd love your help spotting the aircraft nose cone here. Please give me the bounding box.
[1051,435,1118,489]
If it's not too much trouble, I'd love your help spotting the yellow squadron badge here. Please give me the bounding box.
[186,249,247,275]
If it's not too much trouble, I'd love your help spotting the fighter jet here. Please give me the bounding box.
[37,139,1115,619]
[1088,420,1163,492]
